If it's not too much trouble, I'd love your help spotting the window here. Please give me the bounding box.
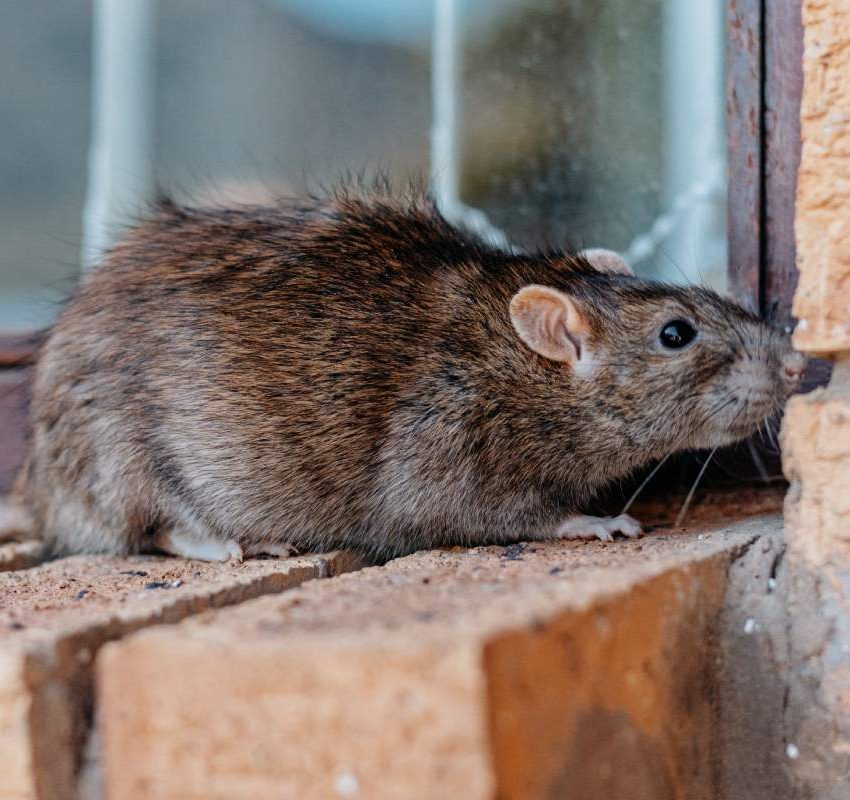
[0,0,810,491]
[450,0,727,289]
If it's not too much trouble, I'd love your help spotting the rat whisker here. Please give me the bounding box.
[756,418,770,450]
[654,241,694,285]
[727,394,749,428]
[754,417,780,454]
[675,446,718,528]
[760,435,780,456]
[620,453,671,515]
[746,438,770,483]
[758,417,780,453]
[767,416,780,450]
[693,395,735,431]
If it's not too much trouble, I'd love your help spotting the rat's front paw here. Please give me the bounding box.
[554,513,642,543]
[153,528,244,562]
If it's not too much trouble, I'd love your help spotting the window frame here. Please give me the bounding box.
[727,0,829,394]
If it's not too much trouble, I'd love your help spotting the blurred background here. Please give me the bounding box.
[0,0,727,331]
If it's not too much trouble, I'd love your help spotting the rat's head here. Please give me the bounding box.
[509,250,805,461]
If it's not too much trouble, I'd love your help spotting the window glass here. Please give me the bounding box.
[0,0,726,330]
[0,1,430,329]
[0,2,91,329]
[155,0,430,204]
[457,0,727,287]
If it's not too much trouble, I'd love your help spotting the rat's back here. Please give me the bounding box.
[13,191,511,560]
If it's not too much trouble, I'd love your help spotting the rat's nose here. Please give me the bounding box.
[782,351,806,383]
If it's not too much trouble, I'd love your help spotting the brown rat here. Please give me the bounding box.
[6,186,804,561]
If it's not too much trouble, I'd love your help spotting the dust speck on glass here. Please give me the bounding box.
[0,0,726,329]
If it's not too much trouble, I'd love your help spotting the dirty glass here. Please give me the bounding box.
[0,0,726,330]
[0,1,430,329]
[456,0,728,287]
[0,1,92,329]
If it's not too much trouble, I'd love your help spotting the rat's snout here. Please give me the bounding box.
[782,350,806,385]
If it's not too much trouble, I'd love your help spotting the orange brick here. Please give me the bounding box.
[0,551,358,800]
[781,357,850,790]
[795,1,850,353]
[99,518,776,800]
[783,358,850,566]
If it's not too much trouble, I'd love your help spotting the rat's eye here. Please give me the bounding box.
[659,319,697,349]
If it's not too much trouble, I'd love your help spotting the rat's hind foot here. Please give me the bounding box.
[153,527,243,562]
[0,499,32,543]
[554,514,642,543]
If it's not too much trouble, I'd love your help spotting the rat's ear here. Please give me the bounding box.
[581,248,633,276]
[509,285,589,364]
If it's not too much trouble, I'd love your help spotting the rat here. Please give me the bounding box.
[3,186,805,562]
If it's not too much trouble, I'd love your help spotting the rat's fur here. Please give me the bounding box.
[10,188,799,560]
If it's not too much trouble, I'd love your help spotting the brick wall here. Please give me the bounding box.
[780,0,850,792]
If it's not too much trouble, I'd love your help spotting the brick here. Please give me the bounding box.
[783,358,850,566]
[714,527,795,799]
[794,0,850,354]
[98,516,777,800]
[781,356,850,791]
[790,3,850,791]
[0,550,359,800]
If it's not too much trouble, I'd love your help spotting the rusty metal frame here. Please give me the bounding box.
[727,0,803,325]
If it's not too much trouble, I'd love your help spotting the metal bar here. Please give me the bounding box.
[430,0,509,248]
[763,0,804,331]
[82,0,157,269]
[430,0,459,212]
[726,0,764,313]
[655,0,727,286]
